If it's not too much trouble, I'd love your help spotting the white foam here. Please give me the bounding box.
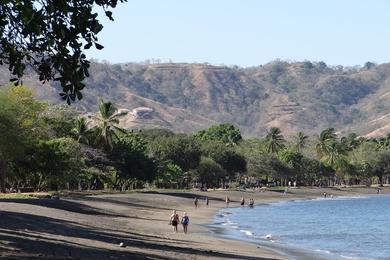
[315,249,331,254]
[339,254,362,260]
[240,230,253,236]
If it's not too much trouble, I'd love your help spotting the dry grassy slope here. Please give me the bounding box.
[2,61,390,137]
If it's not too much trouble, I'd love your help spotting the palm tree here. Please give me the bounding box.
[265,127,285,154]
[322,141,343,168]
[294,131,308,153]
[91,100,127,151]
[315,128,337,159]
[322,141,347,185]
[72,117,90,144]
[340,133,360,151]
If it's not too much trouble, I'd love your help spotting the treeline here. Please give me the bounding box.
[1,86,390,193]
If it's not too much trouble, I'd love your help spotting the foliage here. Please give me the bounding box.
[195,123,242,146]
[0,0,126,103]
[110,133,156,185]
[0,86,45,192]
[148,135,201,172]
[32,138,86,190]
[91,99,127,150]
[315,128,337,159]
[294,131,308,152]
[155,163,183,189]
[265,127,285,153]
[72,117,91,144]
[201,141,246,178]
[192,157,226,188]
[41,104,76,137]
[4,85,390,191]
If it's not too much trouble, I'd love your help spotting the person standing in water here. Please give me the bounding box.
[225,196,230,207]
[181,212,189,234]
[249,198,254,207]
[170,210,180,233]
[240,197,245,206]
[205,196,209,207]
[194,197,198,208]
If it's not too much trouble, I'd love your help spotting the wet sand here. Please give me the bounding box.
[0,187,388,259]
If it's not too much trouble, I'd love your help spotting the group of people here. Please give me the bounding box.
[169,210,190,234]
[170,195,256,234]
[225,196,254,208]
[193,196,209,208]
[322,192,334,198]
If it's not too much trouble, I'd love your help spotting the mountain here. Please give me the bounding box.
[2,60,390,138]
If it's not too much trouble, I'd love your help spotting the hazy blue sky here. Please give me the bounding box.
[87,0,390,67]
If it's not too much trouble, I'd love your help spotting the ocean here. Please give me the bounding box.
[211,195,390,260]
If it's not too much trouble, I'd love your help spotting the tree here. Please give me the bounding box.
[372,151,390,186]
[266,156,292,183]
[294,131,308,153]
[110,133,156,188]
[193,157,226,188]
[91,100,127,151]
[0,0,126,104]
[315,128,337,159]
[201,141,246,182]
[0,86,45,192]
[340,133,360,151]
[33,138,86,190]
[72,117,91,144]
[42,104,76,138]
[321,140,348,184]
[265,127,285,153]
[155,163,183,189]
[349,141,382,185]
[148,135,201,173]
[300,157,334,186]
[278,149,303,179]
[195,123,242,146]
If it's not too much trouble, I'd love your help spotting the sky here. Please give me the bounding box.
[87,0,390,67]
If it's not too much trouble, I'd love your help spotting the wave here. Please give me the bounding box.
[239,229,253,236]
[221,221,238,226]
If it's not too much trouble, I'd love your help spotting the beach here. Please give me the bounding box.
[0,187,388,260]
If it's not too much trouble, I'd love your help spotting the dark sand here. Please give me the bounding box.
[0,187,388,259]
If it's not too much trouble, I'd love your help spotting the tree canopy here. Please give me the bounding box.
[2,87,390,192]
[0,0,126,104]
[195,123,242,146]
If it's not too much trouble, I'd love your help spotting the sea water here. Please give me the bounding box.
[212,195,390,259]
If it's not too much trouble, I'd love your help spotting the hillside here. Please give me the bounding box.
[2,60,390,137]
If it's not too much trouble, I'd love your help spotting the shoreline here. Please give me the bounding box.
[206,194,378,260]
[0,187,389,259]
[206,193,386,260]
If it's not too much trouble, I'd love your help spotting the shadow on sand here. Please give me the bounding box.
[0,196,273,260]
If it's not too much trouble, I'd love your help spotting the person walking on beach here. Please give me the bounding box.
[225,196,230,207]
[181,212,189,234]
[205,196,209,207]
[240,197,245,206]
[170,210,180,233]
[194,197,198,208]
